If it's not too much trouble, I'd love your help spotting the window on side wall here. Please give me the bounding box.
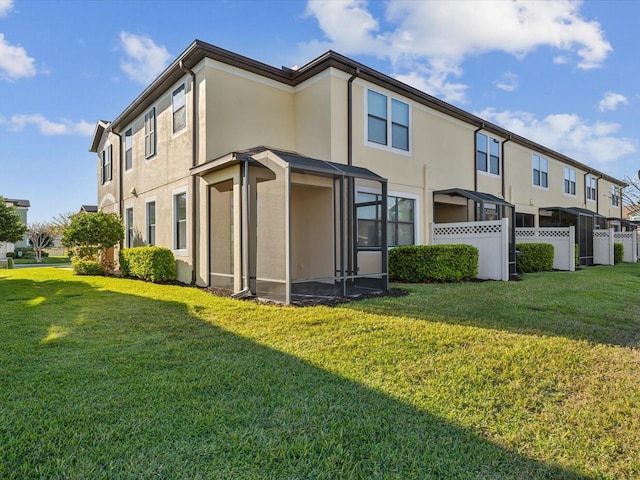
[533,154,548,188]
[356,192,415,248]
[564,167,576,195]
[101,145,112,184]
[125,208,134,248]
[367,89,410,152]
[124,128,133,171]
[586,175,597,201]
[144,107,156,158]
[146,201,156,246]
[172,84,186,134]
[611,186,620,206]
[476,133,500,175]
[174,192,187,250]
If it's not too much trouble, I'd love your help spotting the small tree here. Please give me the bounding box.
[62,211,124,268]
[0,197,27,247]
[26,222,56,263]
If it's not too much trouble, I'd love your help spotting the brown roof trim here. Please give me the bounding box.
[106,40,626,186]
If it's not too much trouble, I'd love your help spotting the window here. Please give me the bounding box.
[124,128,133,170]
[356,192,415,248]
[125,208,133,248]
[367,89,410,152]
[146,201,156,246]
[172,84,186,134]
[611,186,620,207]
[533,154,548,188]
[144,107,156,158]
[564,167,576,195]
[174,192,187,250]
[476,133,500,175]
[586,175,597,201]
[101,145,112,184]
[516,213,535,228]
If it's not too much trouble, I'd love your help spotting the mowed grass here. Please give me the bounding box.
[1,266,639,479]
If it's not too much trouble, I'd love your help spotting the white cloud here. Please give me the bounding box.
[495,72,518,92]
[0,33,36,81]
[598,91,628,112]
[119,32,172,84]
[476,107,636,164]
[4,114,94,136]
[0,0,13,17]
[302,0,612,103]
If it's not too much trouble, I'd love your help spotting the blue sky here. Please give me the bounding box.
[1,0,639,222]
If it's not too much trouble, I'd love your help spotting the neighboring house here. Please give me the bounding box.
[80,205,98,213]
[0,198,30,258]
[90,40,627,302]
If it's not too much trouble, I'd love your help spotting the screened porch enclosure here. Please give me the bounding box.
[196,147,388,304]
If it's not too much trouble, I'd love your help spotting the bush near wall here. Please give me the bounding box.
[389,244,478,283]
[575,244,580,268]
[119,246,177,283]
[72,259,105,276]
[516,243,554,273]
[614,243,624,264]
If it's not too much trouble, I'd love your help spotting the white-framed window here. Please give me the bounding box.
[144,107,156,158]
[564,167,576,196]
[125,207,134,248]
[476,132,500,176]
[124,128,133,171]
[611,186,620,207]
[146,200,156,246]
[101,145,112,184]
[586,175,597,201]
[533,154,548,188]
[356,190,417,248]
[174,191,187,251]
[172,84,186,134]
[366,89,410,153]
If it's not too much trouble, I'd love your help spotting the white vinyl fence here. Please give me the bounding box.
[431,218,509,281]
[614,230,639,263]
[593,229,614,265]
[515,226,575,271]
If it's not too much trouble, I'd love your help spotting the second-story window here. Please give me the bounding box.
[586,175,597,201]
[101,145,112,184]
[476,132,500,175]
[144,107,156,158]
[611,186,620,206]
[124,128,133,170]
[367,89,410,152]
[533,154,548,188]
[564,167,576,195]
[172,84,186,134]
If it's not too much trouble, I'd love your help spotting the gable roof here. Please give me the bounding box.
[89,120,111,153]
[100,39,625,186]
[4,198,30,208]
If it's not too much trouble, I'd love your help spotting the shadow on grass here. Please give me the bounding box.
[0,276,590,479]
[346,264,640,348]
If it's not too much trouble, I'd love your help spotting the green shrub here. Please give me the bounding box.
[575,244,580,268]
[614,243,624,264]
[5,251,14,258]
[119,246,176,283]
[389,244,478,283]
[72,259,105,276]
[516,243,554,273]
[15,247,35,258]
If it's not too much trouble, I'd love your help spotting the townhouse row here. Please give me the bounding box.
[90,40,627,302]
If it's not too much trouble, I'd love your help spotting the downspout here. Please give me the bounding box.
[112,129,124,250]
[501,135,511,200]
[347,67,360,280]
[180,60,198,285]
[583,171,590,207]
[473,124,484,192]
[595,175,602,214]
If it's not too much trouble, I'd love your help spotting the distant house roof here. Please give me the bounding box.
[4,198,30,208]
[80,205,98,213]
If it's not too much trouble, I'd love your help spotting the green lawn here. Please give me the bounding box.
[1,266,639,479]
[12,256,70,265]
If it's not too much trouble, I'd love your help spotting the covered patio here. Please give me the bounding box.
[192,147,388,304]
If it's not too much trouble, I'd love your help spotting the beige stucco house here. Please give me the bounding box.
[90,40,627,302]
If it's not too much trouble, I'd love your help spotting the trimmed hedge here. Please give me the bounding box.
[516,243,554,273]
[389,244,478,283]
[614,243,624,264]
[119,246,176,283]
[72,259,105,276]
